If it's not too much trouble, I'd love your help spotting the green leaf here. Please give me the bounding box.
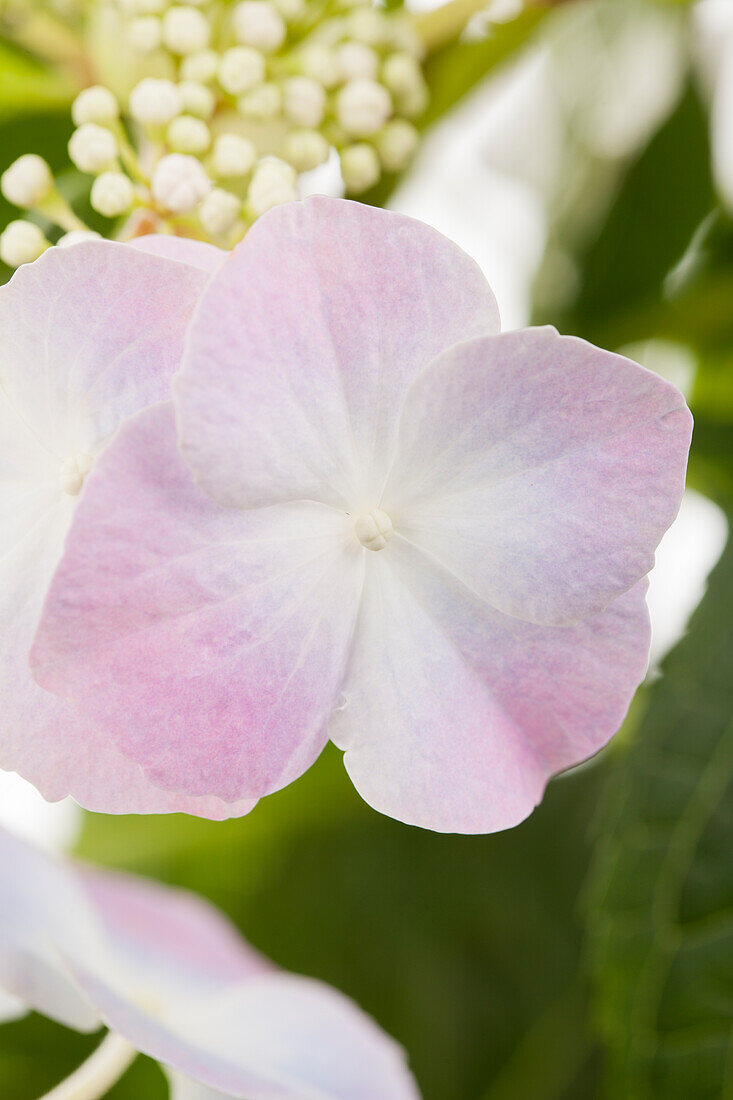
[0,39,74,117]
[78,746,607,1100]
[585,513,733,1099]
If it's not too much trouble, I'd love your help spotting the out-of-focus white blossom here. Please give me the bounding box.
[56,229,102,247]
[72,86,119,126]
[0,221,48,267]
[285,129,330,171]
[283,76,326,128]
[340,141,380,192]
[199,188,242,235]
[248,155,297,214]
[167,115,211,154]
[178,80,216,118]
[1,155,53,208]
[218,46,266,95]
[90,171,136,216]
[152,153,210,213]
[233,0,286,52]
[129,78,182,124]
[337,41,378,81]
[180,49,219,83]
[162,5,210,55]
[68,124,118,174]
[376,119,419,172]
[128,15,161,52]
[210,133,258,177]
[337,78,392,136]
[238,82,282,118]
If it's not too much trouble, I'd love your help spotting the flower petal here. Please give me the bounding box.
[0,240,242,814]
[329,538,650,833]
[385,328,692,625]
[131,235,227,273]
[176,196,500,512]
[32,403,363,805]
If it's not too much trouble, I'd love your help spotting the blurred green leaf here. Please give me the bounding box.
[78,745,608,1100]
[553,83,721,350]
[585,513,733,1099]
[0,39,74,116]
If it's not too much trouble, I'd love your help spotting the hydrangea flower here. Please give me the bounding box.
[0,233,254,817]
[0,826,420,1099]
[31,198,692,832]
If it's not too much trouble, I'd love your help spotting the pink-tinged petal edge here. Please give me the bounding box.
[330,538,651,833]
[175,196,500,514]
[31,403,364,806]
[385,328,692,626]
[131,235,227,273]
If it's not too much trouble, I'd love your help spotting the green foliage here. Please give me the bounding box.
[585,515,733,1099]
[0,40,74,118]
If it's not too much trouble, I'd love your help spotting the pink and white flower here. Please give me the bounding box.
[0,233,251,817]
[29,198,692,832]
[0,826,420,1099]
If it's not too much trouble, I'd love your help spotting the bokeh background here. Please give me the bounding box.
[1,0,731,1097]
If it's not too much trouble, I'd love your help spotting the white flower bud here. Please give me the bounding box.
[340,142,379,193]
[178,80,216,118]
[233,1,286,52]
[337,78,391,137]
[210,133,257,177]
[128,16,161,52]
[273,0,304,20]
[336,41,378,81]
[382,52,422,98]
[347,7,385,46]
[0,220,48,267]
[218,47,266,95]
[199,188,241,235]
[180,49,219,83]
[299,44,338,88]
[129,78,182,125]
[72,86,119,126]
[284,129,329,171]
[56,229,102,247]
[1,154,53,208]
[238,82,281,119]
[282,76,326,128]
[167,114,211,153]
[376,118,418,172]
[162,6,210,54]
[68,124,118,174]
[90,171,135,216]
[152,153,210,213]
[247,156,296,215]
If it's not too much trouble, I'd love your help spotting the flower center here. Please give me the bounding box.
[354,508,393,551]
[59,452,94,496]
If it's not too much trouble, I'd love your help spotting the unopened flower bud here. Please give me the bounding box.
[238,82,281,119]
[152,153,210,213]
[347,7,385,45]
[128,16,161,52]
[129,78,182,125]
[340,142,380,193]
[282,76,326,128]
[180,49,219,83]
[1,154,53,208]
[90,171,135,216]
[233,1,286,52]
[376,118,418,172]
[337,78,391,136]
[167,114,211,153]
[273,0,304,20]
[162,6,210,54]
[336,41,378,81]
[199,188,241,235]
[247,155,296,215]
[382,52,423,100]
[218,47,266,95]
[68,124,118,174]
[72,86,119,126]
[284,129,329,171]
[0,220,48,267]
[210,133,257,176]
[57,229,102,247]
[178,80,216,118]
[299,44,338,88]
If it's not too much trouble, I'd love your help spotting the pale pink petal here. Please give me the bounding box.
[330,538,650,833]
[176,196,500,512]
[0,241,244,815]
[131,235,227,273]
[384,328,692,625]
[32,404,363,805]
[0,828,101,1031]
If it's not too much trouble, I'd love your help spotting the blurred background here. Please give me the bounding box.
[0,0,731,1096]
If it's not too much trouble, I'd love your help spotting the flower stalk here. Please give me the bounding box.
[38,1032,137,1100]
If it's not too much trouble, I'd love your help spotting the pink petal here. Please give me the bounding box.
[32,404,363,805]
[176,196,500,512]
[384,328,692,625]
[131,235,227,273]
[0,241,244,815]
[330,538,650,833]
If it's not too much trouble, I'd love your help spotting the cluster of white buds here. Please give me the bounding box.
[0,0,427,265]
